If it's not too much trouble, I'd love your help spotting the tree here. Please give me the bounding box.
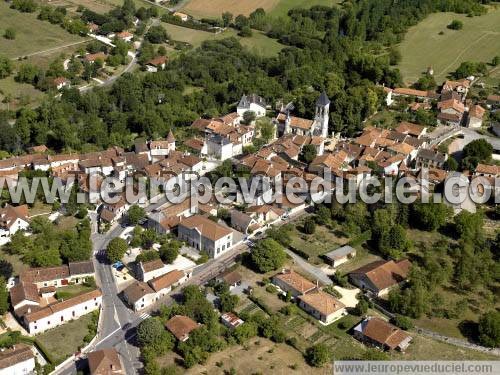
[305,343,331,367]
[392,314,413,330]
[478,311,500,348]
[128,204,145,225]
[218,292,238,313]
[239,26,252,37]
[462,139,492,169]
[137,317,174,353]
[250,238,286,273]
[302,217,316,234]
[256,117,274,142]
[222,12,233,27]
[106,237,128,263]
[447,20,463,30]
[300,144,317,164]
[15,64,40,84]
[0,55,13,78]
[242,110,256,125]
[3,28,16,40]
[0,277,9,314]
[232,321,257,344]
[136,250,160,263]
[159,240,180,264]
[145,26,169,43]
[411,202,450,231]
[453,210,484,242]
[354,298,369,316]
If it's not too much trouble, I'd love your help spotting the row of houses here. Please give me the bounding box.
[9,261,100,334]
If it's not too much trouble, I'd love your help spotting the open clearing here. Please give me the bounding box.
[0,2,82,59]
[397,8,500,85]
[163,23,284,57]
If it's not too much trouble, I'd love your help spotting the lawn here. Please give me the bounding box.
[36,312,95,364]
[55,284,95,300]
[0,2,83,59]
[397,7,500,85]
[163,23,284,57]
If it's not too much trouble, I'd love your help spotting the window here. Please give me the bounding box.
[85,306,88,310]
[72,311,75,317]
[47,321,50,325]
[61,316,64,322]
[34,326,37,330]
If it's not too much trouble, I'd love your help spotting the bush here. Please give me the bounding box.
[447,20,463,30]
[265,285,277,294]
[4,28,16,40]
[305,343,331,367]
[392,314,414,330]
[302,217,316,234]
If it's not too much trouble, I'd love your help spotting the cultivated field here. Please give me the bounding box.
[397,7,500,85]
[181,0,281,18]
[180,0,338,19]
[163,23,284,57]
[0,2,83,59]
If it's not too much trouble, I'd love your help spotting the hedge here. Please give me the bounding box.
[288,245,310,261]
[161,14,218,33]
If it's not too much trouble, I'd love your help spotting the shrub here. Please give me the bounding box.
[447,20,463,30]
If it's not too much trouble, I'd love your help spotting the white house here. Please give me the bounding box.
[297,289,347,325]
[0,344,35,375]
[122,281,156,311]
[137,259,169,282]
[237,94,266,118]
[178,215,233,258]
[0,204,30,238]
[23,289,102,334]
[205,134,241,161]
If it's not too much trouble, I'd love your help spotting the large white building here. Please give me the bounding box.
[178,215,233,258]
[0,204,30,239]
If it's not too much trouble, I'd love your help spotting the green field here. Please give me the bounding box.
[0,2,83,59]
[269,0,339,17]
[163,23,284,57]
[397,8,500,85]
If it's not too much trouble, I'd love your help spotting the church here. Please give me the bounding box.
[276,92,330,138]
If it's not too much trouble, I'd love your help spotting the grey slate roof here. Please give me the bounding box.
[324,245,356,261]
[237,94,266,110]
[316,91,330,106]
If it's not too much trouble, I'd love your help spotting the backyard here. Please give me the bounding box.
[36,312,97,364]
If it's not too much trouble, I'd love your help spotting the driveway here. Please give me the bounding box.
[333,286,359,308]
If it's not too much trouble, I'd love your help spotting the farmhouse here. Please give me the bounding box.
[297,289,347,324]
[53,77,70,90]
[116,31,133,42]
[349,259,411,297]
[166,315,200,342]
[0,343,35,375]
[394,122,427,138]
[173,12,189,22]
[177,215,233,258]
[146,55,168,72]
[87,348,124,375]
[272,269,316,298]
[216,270,242,289]
[323,245,356,267]
[353,317,412,351]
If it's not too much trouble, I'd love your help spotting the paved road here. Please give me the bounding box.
[80,18,160,93]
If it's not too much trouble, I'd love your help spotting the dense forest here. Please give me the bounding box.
[0,0,491,154]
